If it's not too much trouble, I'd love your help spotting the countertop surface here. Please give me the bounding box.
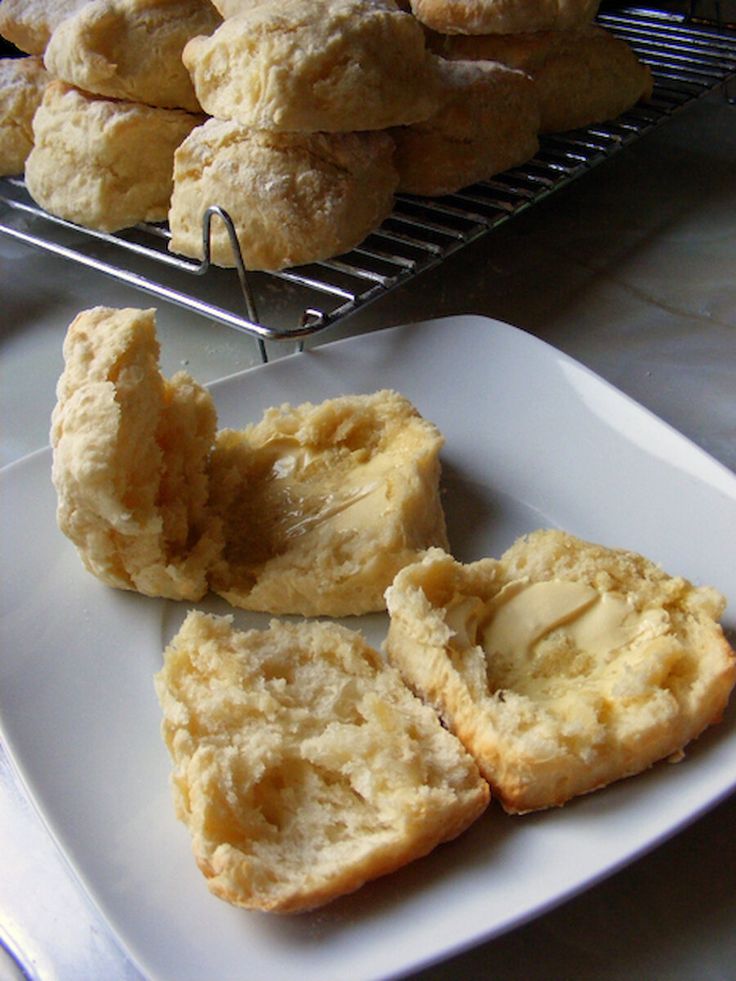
[1,78,735,981]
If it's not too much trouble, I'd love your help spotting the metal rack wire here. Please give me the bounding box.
[1,3,735,359]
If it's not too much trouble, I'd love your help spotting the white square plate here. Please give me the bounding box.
[1,315,735,981]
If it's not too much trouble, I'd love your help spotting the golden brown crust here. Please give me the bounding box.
[43,0,222,112]
[439,25,653,132]
[385,532,736,813]
[0,56,51,176]
[390,58,539,196]
[410,0,599,35]
[25,82,202,232]
[168,119,398,270]
[182,0,442,132]
[154,612,489,912]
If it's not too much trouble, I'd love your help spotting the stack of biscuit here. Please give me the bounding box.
[413,0,653,134]
[0,0,221,230]
[167,0,441,270]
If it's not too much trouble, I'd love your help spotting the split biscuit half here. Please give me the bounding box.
[385,530,736,813]
[155,612,490,912]
[51,306,221,600]
[208,389,449,617]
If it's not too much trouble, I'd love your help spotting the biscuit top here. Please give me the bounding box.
[410,0,600,35]
[183,0,442,131]
[43,0,222,111]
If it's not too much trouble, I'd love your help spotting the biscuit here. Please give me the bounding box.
[385,531,736,813]
[43,0,222,112]
[0,56,51,176]
[51,306,221,600]
[439,25,653,132]
[390,58,539,196]
[182,0,442,132]
[410,0,599,35]
[168,119,398,270]
[208,390,449,616]
[25,81,202,232]
[155,612,490,913]
[0,0,89,55]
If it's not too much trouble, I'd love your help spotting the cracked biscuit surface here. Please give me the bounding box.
[182,0,441,132]
[168,119,398,270]
[385,530,736,813]
[43,0,222,112]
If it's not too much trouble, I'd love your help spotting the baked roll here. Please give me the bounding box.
[438,25,653,132]
[0,0,89,55]
[25,81,202,232]
[182,0,442,132]
[43,0,222,112]
[168,118,398,270]
[385,530,736,813]
[391,58,540,196]
[410,0,599,35]
[0,56,51,176]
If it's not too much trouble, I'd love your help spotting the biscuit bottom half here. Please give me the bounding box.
[385,530,736,813]
[155,612,490,912]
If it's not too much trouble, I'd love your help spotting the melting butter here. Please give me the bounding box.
[481,580,668,660]
[265,443,394,540]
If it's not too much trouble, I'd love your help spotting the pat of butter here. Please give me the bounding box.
[265,442,395,541]
[481,580,666,660]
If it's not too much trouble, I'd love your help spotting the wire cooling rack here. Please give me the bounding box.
[1,3,735,359]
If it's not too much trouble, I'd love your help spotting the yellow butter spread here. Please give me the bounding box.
[262,439,396,543]
[481,579,668,660]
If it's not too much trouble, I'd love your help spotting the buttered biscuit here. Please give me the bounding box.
[391,58,539,196]
[182,0,441,132]
[410,0,599,35]
[168,119,398,270]
[44,0,222,112]
[208,390,449,616]
[0,0,89,55]
[25,82,202,231]
[0,56,51,176]
[385,530,736,813]
[155,612,489,912]
[439,25,653,132]
[51,306,221,600]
